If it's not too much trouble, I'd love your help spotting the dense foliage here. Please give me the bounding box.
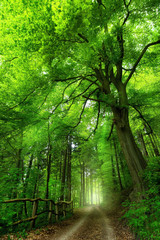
[0,0,160,239]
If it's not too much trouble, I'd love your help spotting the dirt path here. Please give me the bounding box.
[48,206,115,240]
[1,206,135,240]
[64,206,115,240]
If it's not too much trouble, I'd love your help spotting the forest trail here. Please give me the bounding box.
[53,206,115,240]
[1,206,135,240]
[23,205,134,240]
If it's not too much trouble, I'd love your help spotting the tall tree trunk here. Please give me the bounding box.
[46,146,52,200]
[33,156,40,199]
[90,170,93,205]
[113,138,123,190]
[86,171,89,205]
[138,131,149,157]
[112,105,147,191]
[110,149,117,188]
[67,136,72,201]
[23,154,34,216]
[119,153,128,187]
[82,161,86,206]
[80,170,83,206]
[60,148,67,201]
[149,133,160,157]
[98,181,100,205]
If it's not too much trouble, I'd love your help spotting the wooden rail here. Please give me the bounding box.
[3,198,73,229]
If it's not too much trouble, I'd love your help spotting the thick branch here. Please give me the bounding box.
[125,39,160,86]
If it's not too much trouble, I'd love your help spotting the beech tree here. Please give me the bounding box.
[0,0,160,193]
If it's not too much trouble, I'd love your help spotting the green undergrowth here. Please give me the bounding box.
[123,157,160,240]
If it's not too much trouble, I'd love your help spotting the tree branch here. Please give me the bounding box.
[82,96,106,103]
[122,0,132,26]
[93,101,101,134]
[107,122,115,141]
[129,104,153,133]
[122,67,133,71]
[68,88,99,132]
[4,57,18,63]
[8,88,38,110]
[78,33,89,43]
[125,39,160,86]
[66,81,99,103]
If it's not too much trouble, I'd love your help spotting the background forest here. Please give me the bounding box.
[0,0,160,239]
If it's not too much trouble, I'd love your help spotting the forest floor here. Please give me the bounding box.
[1,205,135,240]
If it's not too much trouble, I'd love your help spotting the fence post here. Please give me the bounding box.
[48,200,53,224]
[55,203,59,222]
[30,200,38,229]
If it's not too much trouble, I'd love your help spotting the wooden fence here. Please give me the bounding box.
[3,198,73,229]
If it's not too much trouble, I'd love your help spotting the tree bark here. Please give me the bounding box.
[67,136,72,201]
[113,138,123,190]
[82,161,86,206]
[90,170,93,205]
[46,146,52,200]
[112,106,147,191]
[60,148,67,201]
[137,131,149,157]
[110,142,117,189]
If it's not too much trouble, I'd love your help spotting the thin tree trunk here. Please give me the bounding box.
[138,131,149,157]
[60,148,67,201]
[23,154,34,216]
[82,161,86,206]
[80,170,83,206]
[113,138,123,190]
[98,181,100,205]
[46,147,52,200]
[90,170,93,205]
[111,154,117,188]
[67,136,72,201]
[149,133,160,157]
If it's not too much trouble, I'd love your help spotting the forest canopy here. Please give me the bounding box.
[0,0,160,239]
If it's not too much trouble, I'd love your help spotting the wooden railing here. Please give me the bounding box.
[3,198,73,229]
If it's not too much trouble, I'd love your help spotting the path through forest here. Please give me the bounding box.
[1,206,135,240]
[54,206,115,240]
[24,206,135,240]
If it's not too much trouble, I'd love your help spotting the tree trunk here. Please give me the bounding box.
[67,137,72,201]
[112,106,147,191]
[80,170,83,206]
[60,148,67,201]
[149,133,160,157]
[113,138,123,190]
[138,131,149,157]
[110,142,117,189]
[82,161,86,206]
[46,146,52,200]
[23,154,34,216]
[90,170,93,205]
